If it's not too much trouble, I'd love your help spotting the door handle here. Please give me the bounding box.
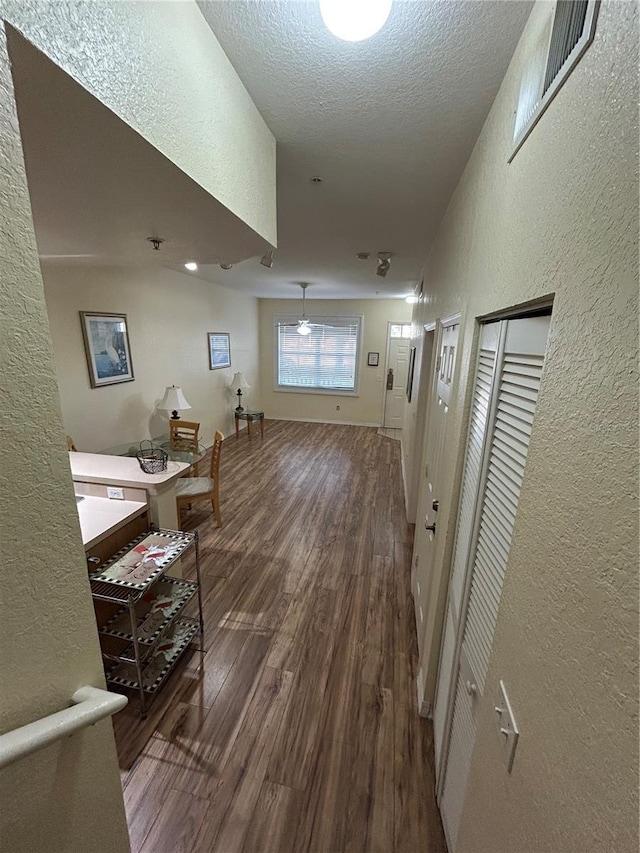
[425,520,436,533]
[386,369,394,390]
[466,680,477,696]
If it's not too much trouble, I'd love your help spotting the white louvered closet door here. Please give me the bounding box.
[438,314,550,851]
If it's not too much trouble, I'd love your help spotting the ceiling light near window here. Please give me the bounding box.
[184,261,198,271]
[297,322,312,336]
[319,0,392,42]
[405,295,419,304]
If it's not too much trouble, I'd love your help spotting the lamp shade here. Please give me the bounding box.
[229,372,250,391]
[159,385,191,412]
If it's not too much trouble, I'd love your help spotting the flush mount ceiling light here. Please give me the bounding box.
[260,248,275,268]
[405,294,419,304]
[184,261,198,271]
[319,0,392,42]
[220,263,233,270]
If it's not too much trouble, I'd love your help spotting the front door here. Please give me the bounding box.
[383,331,410,428]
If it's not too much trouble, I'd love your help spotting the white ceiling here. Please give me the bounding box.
[11,2,532,301]
[195,0,532,299]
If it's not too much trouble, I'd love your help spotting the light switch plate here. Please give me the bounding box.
[107,487,125,500]
[495,679,519,773]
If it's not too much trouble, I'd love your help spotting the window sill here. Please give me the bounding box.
[274,385,359,397]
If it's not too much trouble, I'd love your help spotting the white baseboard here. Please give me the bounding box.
[417,667,432,718]
[267,415,382,428]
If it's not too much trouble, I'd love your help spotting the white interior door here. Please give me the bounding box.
[413,321,459,649]
[437,313,551,851]
[383,334,410,428]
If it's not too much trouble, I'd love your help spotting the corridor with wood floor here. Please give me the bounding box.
[114,419,446,853]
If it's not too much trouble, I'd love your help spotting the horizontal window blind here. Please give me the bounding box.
[276,316,360,391]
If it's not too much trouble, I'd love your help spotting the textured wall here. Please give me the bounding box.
[0,22,130,853]
[43,265,261,451]
[411,1,639,850]
[258,298,411,425]
[2,0,276,246]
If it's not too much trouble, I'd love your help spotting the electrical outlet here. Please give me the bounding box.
[107,487,125,500]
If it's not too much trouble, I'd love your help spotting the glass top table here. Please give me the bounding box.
[99,436,208,465]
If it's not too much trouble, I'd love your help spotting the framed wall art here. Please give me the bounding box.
[208,332,231,370]
[367,351,379,367]
[80,312,134,388]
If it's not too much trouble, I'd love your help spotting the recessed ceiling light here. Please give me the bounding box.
[319,0,392,42]
[356,252,370,260]
[405,295,419,304]
[220,263,233,270]
[184,261,198,271]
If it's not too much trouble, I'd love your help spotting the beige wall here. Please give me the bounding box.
[2,0,276,246]
[0,21,130,853]
[411,1,638,850]
[43,265,259,452]
[258,298,411,425]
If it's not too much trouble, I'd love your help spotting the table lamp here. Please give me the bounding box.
[229,372,250,412]
[159,385,191,420]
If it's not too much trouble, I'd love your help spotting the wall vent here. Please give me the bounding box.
[510,0,599,161]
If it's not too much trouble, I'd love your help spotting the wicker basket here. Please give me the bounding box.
[136,441,168,474]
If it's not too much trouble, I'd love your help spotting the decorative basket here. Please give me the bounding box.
[136,440,168,474]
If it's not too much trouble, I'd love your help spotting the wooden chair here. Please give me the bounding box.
[170,420,200,475]
[175,430,224,529]
[66,435,78,452]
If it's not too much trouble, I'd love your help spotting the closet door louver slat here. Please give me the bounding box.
[461,352,544,694]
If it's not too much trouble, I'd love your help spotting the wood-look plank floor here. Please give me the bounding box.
[113,419,446,853]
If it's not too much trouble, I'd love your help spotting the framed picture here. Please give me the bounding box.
[367,351,379,367]
[208,332,231,370]
[406,346,417,402]
[80,312,134,388]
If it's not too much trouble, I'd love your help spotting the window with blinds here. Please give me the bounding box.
[510,0,599,161]
[276,316,361,393]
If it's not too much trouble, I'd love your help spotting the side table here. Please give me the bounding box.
[234,408,265,440]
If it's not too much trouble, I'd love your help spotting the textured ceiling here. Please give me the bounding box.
[9,30,266,271]
[195,0,533,299]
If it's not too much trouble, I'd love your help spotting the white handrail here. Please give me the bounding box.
[0,685,128,770]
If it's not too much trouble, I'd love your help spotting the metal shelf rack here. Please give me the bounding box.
[89,527,204,717]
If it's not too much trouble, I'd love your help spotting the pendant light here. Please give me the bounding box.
[319,0,392,42]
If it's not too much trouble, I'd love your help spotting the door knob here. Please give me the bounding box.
[432,500,439,512]
[466,680,477,696]
[425,520,436,533]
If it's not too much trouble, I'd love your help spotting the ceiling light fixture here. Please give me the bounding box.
[184,261,198,271]
[405,294,419,304]
[356,252,370,261]
[260,248,275,268]
[319,0,392,42]
[220,263,233,270]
